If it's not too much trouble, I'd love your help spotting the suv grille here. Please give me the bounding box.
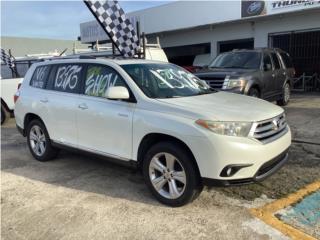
[198,77,225,89]
[251,113,288,144]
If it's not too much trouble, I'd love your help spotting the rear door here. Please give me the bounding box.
[270,51,286,94]
[76,63,135,160]
[44,63,84,147]
[279,52,295,79]
[261,53,275,98]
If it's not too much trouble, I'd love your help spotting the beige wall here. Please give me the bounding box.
[1,36,89,57]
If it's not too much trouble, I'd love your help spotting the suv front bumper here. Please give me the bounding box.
[184,126,291,183]
[221,87,246,95]
[202,148,289,186]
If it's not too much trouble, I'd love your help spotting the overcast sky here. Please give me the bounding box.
[1,1,171,40]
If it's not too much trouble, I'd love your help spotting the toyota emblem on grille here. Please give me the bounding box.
[272,119,280,130]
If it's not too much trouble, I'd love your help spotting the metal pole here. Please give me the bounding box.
[136,21,141,59]
[112,42,116,56]
[142,32,146,59]
[8,49,18,78]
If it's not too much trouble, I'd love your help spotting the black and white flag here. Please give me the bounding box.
[1,48,15,70]
[84,0,139,57]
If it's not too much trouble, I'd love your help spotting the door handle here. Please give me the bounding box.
[118,113,128,118]
[78,103,88,110]
[40,98,48,103]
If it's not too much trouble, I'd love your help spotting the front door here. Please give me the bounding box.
[77,64,135,160]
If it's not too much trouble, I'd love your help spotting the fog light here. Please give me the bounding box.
[226,168,232,176]
[220,164,253,177]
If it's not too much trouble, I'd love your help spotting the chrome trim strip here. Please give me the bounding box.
[254,123,287,139]
[259,126,289,144]
[52,140,130,161]
[248,113,288,144]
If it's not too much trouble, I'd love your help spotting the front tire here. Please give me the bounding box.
[143,141,202,207]
[248,87,260,98]
[277,82,290,106]
[27,119,58,161]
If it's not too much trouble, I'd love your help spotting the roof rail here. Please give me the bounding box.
[44,55,96,61]
[43,54,134,62]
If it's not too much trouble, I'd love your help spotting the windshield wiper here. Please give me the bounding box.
[220,66,244,69]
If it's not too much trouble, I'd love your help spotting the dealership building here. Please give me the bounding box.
[80,0,320,82]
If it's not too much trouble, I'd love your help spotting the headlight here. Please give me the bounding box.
[222,76,247,90]
[195,119,252,137]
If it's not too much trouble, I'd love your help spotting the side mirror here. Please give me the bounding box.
[106,86,130,100]
[264,63,272,71]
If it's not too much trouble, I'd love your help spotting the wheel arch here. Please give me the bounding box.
[1,98,11,112]
[247,83,261,96]
[137,133,201,177]
[22,113,45,136]
[283,78,291,88]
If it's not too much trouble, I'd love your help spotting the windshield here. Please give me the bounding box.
[209,52,261,69]
[121,63,214,99]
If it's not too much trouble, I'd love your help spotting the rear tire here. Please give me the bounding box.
[143,141,202,207]
[27,119,58,161]
[248,88,260,98]
[1,104,9,125]
[277,82,290,106]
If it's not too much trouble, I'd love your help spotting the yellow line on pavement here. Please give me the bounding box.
[251,181,320,240]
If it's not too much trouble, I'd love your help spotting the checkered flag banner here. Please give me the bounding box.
[1,48,15,69]
[84,0,139,57]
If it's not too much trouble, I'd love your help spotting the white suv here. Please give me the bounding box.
[14,58,291,206]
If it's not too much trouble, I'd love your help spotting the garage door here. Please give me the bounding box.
[218,38,254,54]
[269,30,320,77]
[163,43,210,66]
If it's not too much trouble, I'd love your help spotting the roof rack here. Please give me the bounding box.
[43,55,95,61]
[43,53,132,62]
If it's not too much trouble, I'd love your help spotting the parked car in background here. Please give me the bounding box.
[182,54,211,73]
[1,76,23,124]
[1,60,27,124]
[195,48,295,105]
[15,58,291,206]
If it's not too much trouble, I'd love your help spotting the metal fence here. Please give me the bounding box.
[292,73,320,92]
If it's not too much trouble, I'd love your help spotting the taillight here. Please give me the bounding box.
[14,83,22,104]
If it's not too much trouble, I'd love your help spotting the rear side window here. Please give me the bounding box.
[263,54,273,71]
[1,64,12,79]
[15,62,30,78]
[271,52,281,69]
[53,64,83,93]
[280,52,294,68]
[30,65,51,89]
[84,64,126,98]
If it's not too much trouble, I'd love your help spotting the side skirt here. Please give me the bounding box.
[51,141,138,170]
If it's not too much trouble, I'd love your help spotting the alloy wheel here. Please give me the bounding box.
[149,152,187,199]
[284,83,290,103]
[29,125,46,156]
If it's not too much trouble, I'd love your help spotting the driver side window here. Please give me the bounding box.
[263,54,273,71]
